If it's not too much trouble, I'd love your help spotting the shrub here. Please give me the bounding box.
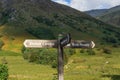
[51,60,57,68]
[102,36,117,43]
[33,16,56,26]
[87,49,95,55]
[22,48,73,68]
[0,64,8,80]
[28,51,38,62]
[68,49,75,55]
[103,48,112,54]
[22,49,40,62]
[37,49,57,65]
[22,48,58,68]
[26,27,55,39]
[65,49,75,56]
[21,46,26,54]
[22,48,29,59]
[80,49,85,53]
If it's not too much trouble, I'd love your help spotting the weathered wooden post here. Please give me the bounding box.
[58,33,71,80]
[58,34,64,80]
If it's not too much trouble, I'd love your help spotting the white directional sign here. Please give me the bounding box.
[23,39,57,48]
[24,40,95,48]
[66,40,95,48]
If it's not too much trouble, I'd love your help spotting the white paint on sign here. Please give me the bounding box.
[66,41,95,48]
[91,41,95,48]
[23,40,57,48]
[24,39,95,48]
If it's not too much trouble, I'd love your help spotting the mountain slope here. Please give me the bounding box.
[85,5,120,27]
[0,0,120,51]
[98,5,120,27]
[85,9,107,17]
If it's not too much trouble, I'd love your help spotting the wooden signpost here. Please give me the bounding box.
[23,40,95,48]
[57,33,71,80]
[23,33,95,80]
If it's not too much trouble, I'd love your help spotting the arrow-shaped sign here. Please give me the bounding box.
[23,40,95,48]
[67,40,95,48]
[23,39,57,48]
[91,41,95,48]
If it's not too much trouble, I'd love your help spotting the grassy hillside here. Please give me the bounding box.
[86,5,120,27]
[0,25,36,52]
[99,5,120,16]
[85,9,107,17]
[99,9,120,27]
[0,47,120,80]
[0,0,120,52]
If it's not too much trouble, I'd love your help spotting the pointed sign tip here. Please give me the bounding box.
[91,41,95,48]
[23,40,27,47]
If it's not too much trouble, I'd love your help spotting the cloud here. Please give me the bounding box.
[70,0,120,11]
[52,0,69,5]
[52,0,120,11]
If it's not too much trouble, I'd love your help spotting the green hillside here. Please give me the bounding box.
[85,6,120,27]
[0,47,120,80]
[98,5,120,27]
[0,0,120,52]
[99,10,120,27]
[85,9,107,17]
[86,5,120,27]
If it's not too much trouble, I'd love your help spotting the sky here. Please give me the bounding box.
[52,0,120,11]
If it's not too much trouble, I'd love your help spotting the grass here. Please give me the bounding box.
[0,48,120,80]
[0,25,36,52]
[64,48,120,80]
[0,56,56,80]
[0,50,21,56]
